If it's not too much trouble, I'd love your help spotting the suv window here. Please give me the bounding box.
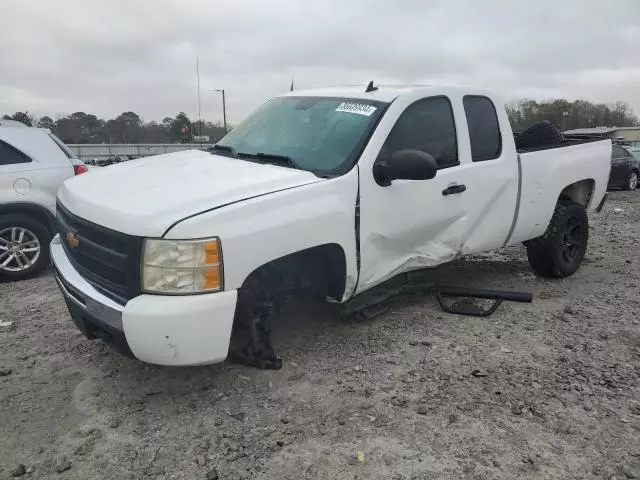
[379,96,458,168]
[613,146,632,159]
[49,134,78,160]
[463,95,502,161]
[0,140,31,166]
[623,148,632,159]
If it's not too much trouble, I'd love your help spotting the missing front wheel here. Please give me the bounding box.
[228,301,282,370]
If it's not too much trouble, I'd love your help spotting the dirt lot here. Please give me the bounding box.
[1,191,640,480]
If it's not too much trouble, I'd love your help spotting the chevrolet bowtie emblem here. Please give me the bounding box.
[66,232,79,249]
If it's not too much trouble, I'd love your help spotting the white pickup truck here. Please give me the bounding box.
[51,84,611,369]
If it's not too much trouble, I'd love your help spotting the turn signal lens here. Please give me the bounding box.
[203,267,221,290]
[204,241,220,264]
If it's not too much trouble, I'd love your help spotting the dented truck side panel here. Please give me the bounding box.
[355,88,519,293]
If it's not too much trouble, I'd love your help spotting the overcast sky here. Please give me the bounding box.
[2,0,639,124]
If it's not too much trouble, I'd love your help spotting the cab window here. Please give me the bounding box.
[379,96,458,169]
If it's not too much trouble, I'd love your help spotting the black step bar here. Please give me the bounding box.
[434,285,533,317]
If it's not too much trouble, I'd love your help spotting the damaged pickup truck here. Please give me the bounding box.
[51,84,611,369]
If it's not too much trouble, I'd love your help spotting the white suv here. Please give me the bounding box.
[0,119,87,280]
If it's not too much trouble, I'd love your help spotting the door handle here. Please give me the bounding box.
[442,184,466,195]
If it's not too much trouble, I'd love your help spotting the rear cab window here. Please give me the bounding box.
[463,95,502,162]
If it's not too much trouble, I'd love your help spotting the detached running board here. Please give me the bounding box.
[434,285,533,317]
[342,278,533,320]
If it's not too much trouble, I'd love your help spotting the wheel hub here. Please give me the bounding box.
[560,216,583,264]
[0,227,41,272]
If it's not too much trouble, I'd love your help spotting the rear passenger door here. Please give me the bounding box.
[0,131,74,212]
[0,140,34,203]
[457,95,520,252]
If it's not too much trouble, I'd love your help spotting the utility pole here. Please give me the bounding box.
[221,89,227,133]
[213,89,227,132]
[196,57,202,139]
[562,111,569,132]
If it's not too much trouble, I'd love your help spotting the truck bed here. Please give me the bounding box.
[514,134,607,154]
[507,138,611,245]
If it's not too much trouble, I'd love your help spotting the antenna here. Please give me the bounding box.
[365,80,378,93]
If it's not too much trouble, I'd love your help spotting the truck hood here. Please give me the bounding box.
[57,149,323,237]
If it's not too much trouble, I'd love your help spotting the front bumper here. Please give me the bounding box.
[51,235,238,366]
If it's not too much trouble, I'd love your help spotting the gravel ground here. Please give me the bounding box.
[1,191,640,480]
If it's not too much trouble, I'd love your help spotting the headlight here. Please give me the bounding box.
[142,237,223,294]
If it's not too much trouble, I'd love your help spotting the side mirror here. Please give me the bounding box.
[373,149,438,187]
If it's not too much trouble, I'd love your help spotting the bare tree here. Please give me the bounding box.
[2,111,34,126]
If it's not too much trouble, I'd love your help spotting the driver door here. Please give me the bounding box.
[356,96,470,292]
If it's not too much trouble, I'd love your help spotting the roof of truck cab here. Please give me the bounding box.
[278,85,412,102]
[279,84,498,103]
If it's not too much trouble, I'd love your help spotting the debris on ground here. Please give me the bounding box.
[11,464,26,477]
[54,456,72,473]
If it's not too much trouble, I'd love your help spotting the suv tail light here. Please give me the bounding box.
[74,164,88,175]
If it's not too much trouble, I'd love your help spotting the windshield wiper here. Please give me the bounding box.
[208,144,238,158]
[237,152,300,170]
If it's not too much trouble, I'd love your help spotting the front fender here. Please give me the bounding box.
[164,169,360,301]
[0,201,57,232]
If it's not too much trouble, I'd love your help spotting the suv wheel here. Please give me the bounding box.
[0,215,51,280]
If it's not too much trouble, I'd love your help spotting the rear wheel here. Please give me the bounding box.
[0,215,51,281]
[623,170,638,191]
[526,200,588,278]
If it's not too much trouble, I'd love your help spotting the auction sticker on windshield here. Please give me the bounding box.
[336,102,377,117]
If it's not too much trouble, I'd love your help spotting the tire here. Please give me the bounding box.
[623,170,638,191]
[0,214,51,281]
[526,200,588,278]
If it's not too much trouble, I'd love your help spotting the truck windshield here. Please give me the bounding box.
[215,96,386,176]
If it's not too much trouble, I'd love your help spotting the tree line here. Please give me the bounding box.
[3,97,638,144]
[1,111,228,144]
[506,99,638,133]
